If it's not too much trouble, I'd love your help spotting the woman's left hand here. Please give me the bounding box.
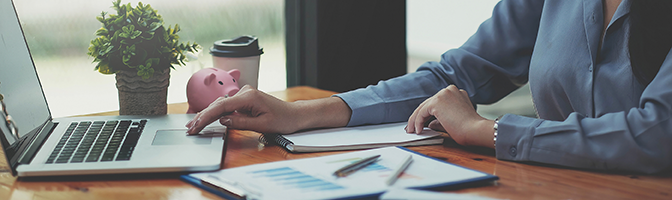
[406,85,495,148]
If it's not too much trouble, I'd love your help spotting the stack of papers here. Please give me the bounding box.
[182,146,498,200]
[264,122,444,152]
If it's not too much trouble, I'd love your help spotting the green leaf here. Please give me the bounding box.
[137,66,154,79]
[148,22,160,31]
[131,30,141,39]
[102,45,114,55]
[122,55,131,65]
[140,31,154,40]
[96,61,115,74]
[160,46,171,53]
[95,28,109,36]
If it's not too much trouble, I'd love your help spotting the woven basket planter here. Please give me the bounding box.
[115,68,170,115]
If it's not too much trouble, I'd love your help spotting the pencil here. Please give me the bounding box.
[333,155,381,177]
[386,154,413,186]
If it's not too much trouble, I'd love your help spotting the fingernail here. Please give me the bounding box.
[187,119,201,134]
[222,118,232,126]
[186,119,195,127]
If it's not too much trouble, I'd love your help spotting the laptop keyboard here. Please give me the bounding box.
[45,119,146,164]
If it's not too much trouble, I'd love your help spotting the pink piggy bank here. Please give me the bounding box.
[186,68,241,113]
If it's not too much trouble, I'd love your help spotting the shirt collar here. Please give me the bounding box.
[609,0,632,27]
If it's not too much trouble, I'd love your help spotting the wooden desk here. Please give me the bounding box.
[1,86,671,199]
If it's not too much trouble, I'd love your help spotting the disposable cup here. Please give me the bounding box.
[210,36,264,88]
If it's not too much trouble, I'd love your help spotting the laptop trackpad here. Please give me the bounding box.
[152,130,212,145]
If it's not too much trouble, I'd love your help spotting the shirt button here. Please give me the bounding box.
[509,146,517,157]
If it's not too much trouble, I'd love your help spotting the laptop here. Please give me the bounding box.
[0,0,225,177]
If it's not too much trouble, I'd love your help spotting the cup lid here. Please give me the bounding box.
[210,36,264,57]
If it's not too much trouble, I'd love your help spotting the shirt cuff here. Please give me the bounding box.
[495,114,543,161]
[333,87,386,127]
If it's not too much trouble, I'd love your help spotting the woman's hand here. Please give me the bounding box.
[186,85,352,135]
[186,85,302,134]
[406,85,495,148]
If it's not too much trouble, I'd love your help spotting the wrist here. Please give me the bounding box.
[291,97,352,132]
[468,118,497,148]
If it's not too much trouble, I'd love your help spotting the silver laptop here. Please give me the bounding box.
[0,0,225,177]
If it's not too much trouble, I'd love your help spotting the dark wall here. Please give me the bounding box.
[286,0,407,93]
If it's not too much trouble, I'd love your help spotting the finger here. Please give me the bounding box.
[187,96,242,134]
[407,99,428,133]
[446,84,459,91]
[221,114,267,133]
[428,119,446,132]
[406,106,419,133]
[186,108,208,129]
[219,117,232,127]
[186,117,197,128]
[413,101,434,134]
[236,85,254,95]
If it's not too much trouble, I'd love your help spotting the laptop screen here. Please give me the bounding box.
[0,0,52,144]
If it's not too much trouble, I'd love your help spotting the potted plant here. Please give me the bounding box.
[87,0,199,115]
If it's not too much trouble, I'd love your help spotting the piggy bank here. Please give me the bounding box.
[186,68,241,113]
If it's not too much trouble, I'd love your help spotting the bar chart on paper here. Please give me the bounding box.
[249,167,344,192]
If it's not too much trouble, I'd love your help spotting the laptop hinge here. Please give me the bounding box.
[17,121,56,165]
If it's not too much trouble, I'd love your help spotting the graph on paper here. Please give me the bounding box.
[248,167,344,192]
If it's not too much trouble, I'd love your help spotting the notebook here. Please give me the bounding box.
[260,122,444,153]
[181,146,498,200]
[0,0,225,177]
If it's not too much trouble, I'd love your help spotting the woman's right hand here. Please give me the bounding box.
[186,85,352,135]
[186,85,302,134]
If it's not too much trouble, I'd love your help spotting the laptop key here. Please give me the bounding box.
[71,157,85,163]
[101,154,115,161]
[55,157,70,163]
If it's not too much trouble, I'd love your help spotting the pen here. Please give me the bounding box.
[333,154,381,177]
[385,154,412,186]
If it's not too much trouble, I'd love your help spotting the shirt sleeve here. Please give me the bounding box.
[334,0,544,126]
[496,49,672,174]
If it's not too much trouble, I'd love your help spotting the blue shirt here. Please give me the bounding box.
[334,0,672,174]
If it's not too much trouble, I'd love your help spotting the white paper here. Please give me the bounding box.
[283,122,441,147]
[381,188,499,200]
[188,146,493,200]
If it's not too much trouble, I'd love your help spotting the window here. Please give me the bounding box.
[14,0,285,117]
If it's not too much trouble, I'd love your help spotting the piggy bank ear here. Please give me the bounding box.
[228,69,241,81]
[203,73,216,86]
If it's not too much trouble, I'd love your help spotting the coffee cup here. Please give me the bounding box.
[210,36,264,88]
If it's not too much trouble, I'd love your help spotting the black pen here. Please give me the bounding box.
[333,155,381,177]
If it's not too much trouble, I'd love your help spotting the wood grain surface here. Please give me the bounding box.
[0,86,670,200]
